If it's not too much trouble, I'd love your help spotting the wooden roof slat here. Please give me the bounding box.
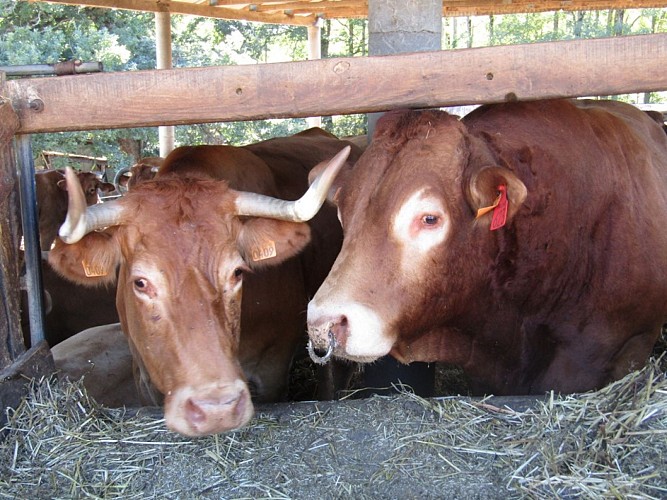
[23,0,667,26]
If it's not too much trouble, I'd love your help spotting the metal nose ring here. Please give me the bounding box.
[307,330,336,365]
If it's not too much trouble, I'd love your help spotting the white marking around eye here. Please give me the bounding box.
[391,189,449,273]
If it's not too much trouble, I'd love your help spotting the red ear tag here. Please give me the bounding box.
[490,185,508,231]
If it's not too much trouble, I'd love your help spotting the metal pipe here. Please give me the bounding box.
[0,61,103,77]
[16,135,46,346]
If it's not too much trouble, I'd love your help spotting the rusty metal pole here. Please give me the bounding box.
[16,135,46,346]
[156,11,175,157]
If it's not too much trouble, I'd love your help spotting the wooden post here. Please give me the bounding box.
[307,24,323,129]
[156,11,175,157]
[0,74,25,366]
[0,74,55,424]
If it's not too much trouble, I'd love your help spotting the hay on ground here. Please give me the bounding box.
[0,356,665,499]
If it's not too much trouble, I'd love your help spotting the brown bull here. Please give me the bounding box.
[307,99,667,396]
[49,129,361,436]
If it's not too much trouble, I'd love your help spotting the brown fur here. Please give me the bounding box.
[309,99,667,396]
[49,129,363,436]
[35,169,115,251]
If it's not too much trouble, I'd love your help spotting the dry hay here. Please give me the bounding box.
[1,356,666,499]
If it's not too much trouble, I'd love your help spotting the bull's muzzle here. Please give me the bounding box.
[307,329,337,365]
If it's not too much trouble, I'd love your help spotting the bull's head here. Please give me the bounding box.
[49,146,350,436]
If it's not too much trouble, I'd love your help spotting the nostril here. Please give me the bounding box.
[185,398,206,424]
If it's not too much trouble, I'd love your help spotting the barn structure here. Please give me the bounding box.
[1,0,666,417]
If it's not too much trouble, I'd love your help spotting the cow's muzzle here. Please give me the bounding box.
[307,329,337,365]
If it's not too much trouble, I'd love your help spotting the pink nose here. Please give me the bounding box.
[165,381,254,436]
[308,316,348,352]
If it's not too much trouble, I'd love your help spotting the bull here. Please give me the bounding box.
[307,99,667,396]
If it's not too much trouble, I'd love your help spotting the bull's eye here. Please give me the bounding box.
[233,268,243,279]
[421,214,440,226]
[134,278,148,290]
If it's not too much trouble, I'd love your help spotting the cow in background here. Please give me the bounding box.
[35,169,115,250]
[308,99,667,396]
[48,129,362,436]
[115,157,163,192]
[21,170,116,348]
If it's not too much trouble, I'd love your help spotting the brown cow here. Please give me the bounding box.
[48,129,361,436]
[307,99,667,396]
[35,169,115,250]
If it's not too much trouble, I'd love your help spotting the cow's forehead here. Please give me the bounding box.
[339,115,467,219]
[118,178,239,262]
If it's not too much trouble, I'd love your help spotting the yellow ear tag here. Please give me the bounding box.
[251,240,277,262]
[82,260,108,277]
[476,192,502,219]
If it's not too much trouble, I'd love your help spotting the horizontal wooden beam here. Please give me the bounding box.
[23,0,667,25]
[6,34,667,134]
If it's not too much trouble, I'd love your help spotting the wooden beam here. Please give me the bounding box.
[23,0,667,23]
[26,0,319,26]
[6,34,667,134]
[441,0,667,16]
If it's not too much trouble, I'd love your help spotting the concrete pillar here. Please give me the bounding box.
[367,0,442,138]
[306,25,323,129]
[156,12,175,157]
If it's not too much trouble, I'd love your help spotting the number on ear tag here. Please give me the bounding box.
[82,260,108,277]
[251,240,277,262]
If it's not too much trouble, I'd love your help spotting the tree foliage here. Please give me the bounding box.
[1,3,665,172]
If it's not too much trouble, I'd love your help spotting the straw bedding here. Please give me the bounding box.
[1,355,665,499]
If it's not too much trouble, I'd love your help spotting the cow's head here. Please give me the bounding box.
[57,171,116,205]
[307,110,527,364]
[49,146,350,436]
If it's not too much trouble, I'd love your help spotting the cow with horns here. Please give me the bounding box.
[35,169,115,250]
[307,99,667,396]
[49,129,362,436]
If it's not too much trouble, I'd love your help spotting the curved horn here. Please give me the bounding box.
[59,167,126,244]
[234,145,350,222]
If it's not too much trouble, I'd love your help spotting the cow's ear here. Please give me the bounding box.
[237,218,311,270]
[467,166,527,226]
[48,231,120,286]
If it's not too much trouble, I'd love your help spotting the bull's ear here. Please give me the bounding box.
[467,166,527,226]
[48,231,120,286]
[237,218,311,270]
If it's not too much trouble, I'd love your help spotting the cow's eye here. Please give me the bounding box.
[421,214,440,226]
[233,268,244,279]
[134,278,148,290]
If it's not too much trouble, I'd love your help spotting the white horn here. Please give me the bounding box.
[234,146,350,222]
[59,167,125,244]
